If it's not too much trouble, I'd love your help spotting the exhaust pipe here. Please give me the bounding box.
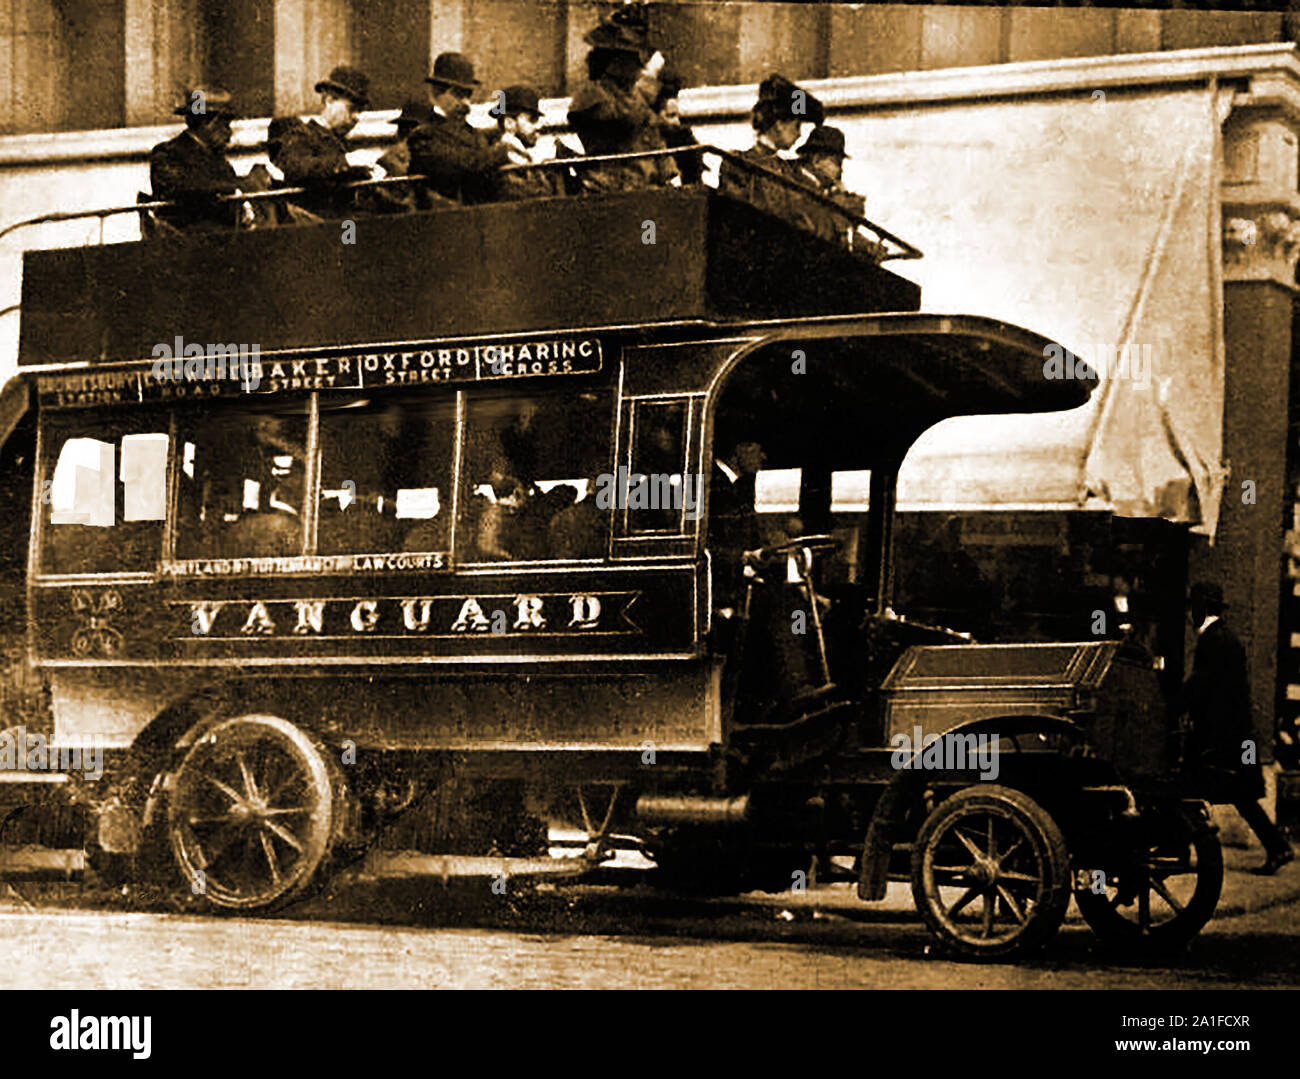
[636,794,750,827]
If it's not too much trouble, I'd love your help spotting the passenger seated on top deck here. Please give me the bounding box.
[268,65,374,222]
[652,69,703,186]
[149,88,267,232]
[407,52,510,206]
[718,73,824,231]
[358,100,437,215]
[793,125,866,248]
[566,8,677,194]
[490,85,563,202]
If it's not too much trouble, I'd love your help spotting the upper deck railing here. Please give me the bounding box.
[0,145,923,262]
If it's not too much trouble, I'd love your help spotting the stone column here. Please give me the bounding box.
[1204,87,1300,836]
[125,0,204,127]
[273,0,353,119]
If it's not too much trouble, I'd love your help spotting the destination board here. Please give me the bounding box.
[36,334,604,409]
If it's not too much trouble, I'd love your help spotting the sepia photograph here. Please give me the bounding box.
[0,0,1297,1039]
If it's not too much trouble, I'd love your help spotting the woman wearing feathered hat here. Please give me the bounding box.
[718,72,825,229]
[567,5,677,192]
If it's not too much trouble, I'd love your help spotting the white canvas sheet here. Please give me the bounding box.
[824,85,1228,533]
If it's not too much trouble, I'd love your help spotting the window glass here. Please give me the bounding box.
[627,401,691,534]
[754,469,872,514]
[317,396,456,555]
[458,391,610,562]
[175,406,309,560]
[41,416,169,574]
[754,468,801,514]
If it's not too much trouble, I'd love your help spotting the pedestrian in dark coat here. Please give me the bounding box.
[1182,581,1293,874]
[407,52,509,205]
[268,65,372,221]
[149,89,247,232]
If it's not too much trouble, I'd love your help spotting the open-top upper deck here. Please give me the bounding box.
[17,187,921,370]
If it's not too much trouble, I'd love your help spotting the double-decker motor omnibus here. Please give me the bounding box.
[0,152,1222,958]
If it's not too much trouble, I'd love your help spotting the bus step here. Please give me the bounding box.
[352,850,602,884]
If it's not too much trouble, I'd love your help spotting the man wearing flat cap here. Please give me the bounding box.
[1181,581,1294,874]
[150,89,254,232]
[268,65,373,221]
[719,72,825,229]
[491,84,560,201]
[794,125,865,247]
[567,9,676,193]
[407,52,510,205]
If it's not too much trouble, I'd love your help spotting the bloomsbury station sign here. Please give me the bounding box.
[37,335,604,408]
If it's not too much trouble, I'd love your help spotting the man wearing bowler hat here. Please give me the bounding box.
[408,52,510,205]
[794,125,864,247]
[1181,581,1294,874]
[719,72,824,230]
[150,88,254,232]
[268,64,373,221]
[491,84,560,201]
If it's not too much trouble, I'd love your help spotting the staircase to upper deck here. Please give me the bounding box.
[17,189,921,367]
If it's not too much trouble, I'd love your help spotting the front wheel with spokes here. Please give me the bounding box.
[167,714,340,912]
[911,784,1071,960]
[1073,815,1223,951]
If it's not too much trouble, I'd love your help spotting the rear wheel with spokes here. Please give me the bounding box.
[911,785,1071,959]
[167,714,340,912]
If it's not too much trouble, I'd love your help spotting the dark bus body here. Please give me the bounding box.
[0,180,1221,958]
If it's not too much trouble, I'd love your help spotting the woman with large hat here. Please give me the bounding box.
[567,7,677,193]
[718,72,825,230]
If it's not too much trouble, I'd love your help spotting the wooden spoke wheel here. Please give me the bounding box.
[1073,819,1222,951]
[167,714,338,912]
[911,785,1071,959]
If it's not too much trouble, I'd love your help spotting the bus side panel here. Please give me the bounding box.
[45,662,724,754]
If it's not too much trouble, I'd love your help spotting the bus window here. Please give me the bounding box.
[458,391,611,563]
[41,417,169,575]
[317,396,457,556]
[627,400,690,534]
[175,408,309,560]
